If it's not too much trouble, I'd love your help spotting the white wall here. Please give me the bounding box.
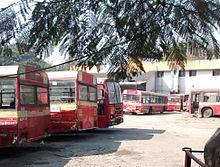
[184,70,220,92]
[145,71,156,92]
[155,71,172,94]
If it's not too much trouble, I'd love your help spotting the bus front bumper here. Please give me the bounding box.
[106,117,124,127]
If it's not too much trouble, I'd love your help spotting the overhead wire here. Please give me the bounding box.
[0,55,89,78]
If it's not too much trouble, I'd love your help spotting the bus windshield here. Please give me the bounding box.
[49,80,76,103]
[123,94,140,102]
[169,98,180,102]
[106,82,122,104]
[0,78,16,109]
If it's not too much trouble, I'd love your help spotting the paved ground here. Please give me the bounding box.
[0,112,219,167]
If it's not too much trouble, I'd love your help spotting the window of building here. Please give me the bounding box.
[189,70,197,77]
[213,70,220,76]
[157,71,164,78]
[179,70,185,77]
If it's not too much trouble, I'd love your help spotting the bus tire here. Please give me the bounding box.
[149,107,152,114]
[160,106,166,114]
[202,108,213,118]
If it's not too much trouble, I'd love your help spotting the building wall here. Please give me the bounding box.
[155,69,220,94]
[184,70,220,92]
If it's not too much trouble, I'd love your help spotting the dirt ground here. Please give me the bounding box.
[0,112,219,167]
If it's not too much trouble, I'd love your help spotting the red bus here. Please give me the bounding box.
[122,89,168,114]
[97,78,123,128]
[188,88,220,118]
[167,94,189,112]
[47,71,98,133]
[0,65,50,147]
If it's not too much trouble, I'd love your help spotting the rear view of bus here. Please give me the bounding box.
[47,71,98,133]
[0,65,50,147]
[122,89,142,114]
[97,78,123,128]
[167,94,189,112]
[167,94,183,112]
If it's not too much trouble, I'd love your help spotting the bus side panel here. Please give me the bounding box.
[212,104,220,115]
[199,103,220,116]
[77,102,98,130]
[151,104,165,113]
[136,104,150,114]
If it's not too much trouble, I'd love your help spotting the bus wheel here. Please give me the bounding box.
[149,107,152,114]
[202,108,213,118]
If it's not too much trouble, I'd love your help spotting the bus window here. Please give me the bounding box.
[37,87,48,105]
[131,95,140,101]
[50,80,76,103]
[106,82,117,104]
[146,96,150,103]
[170,98,180,102]
[0,78,16,109]
[79,84,88,101]
[97,85,104,100]
[114,82,122,103]
[216,96,220,102]
[20,85,35,105]
[123,94,130,100]
[88,86,97,101]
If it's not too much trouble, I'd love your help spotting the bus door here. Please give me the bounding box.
[191,93,200,113]
[180,96,183,111]
[97,86,105,116]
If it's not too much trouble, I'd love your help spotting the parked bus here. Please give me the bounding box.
[0,65,50,147]
[97,78,123,128]
[188,88,220,118]
[122,89,168,114]
[47,71,97,133]
[167,94,189,112]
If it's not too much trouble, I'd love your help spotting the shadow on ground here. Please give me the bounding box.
[125,111,184,117]
[0,127,165,167]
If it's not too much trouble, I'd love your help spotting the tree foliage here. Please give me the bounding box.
[1,0,220,79]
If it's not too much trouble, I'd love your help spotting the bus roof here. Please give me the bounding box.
[97,78,116,84]
[168,94,188,97]
[47,71,96,85]
[123,89,167,97]
[0,65,19,76]
[190,88,220,92]
[46,71,78,79]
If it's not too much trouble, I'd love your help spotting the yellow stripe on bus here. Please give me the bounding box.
[78,101,97,107]
[51,103,77,110]
[0,110,50,118]
[0,110,17,118]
